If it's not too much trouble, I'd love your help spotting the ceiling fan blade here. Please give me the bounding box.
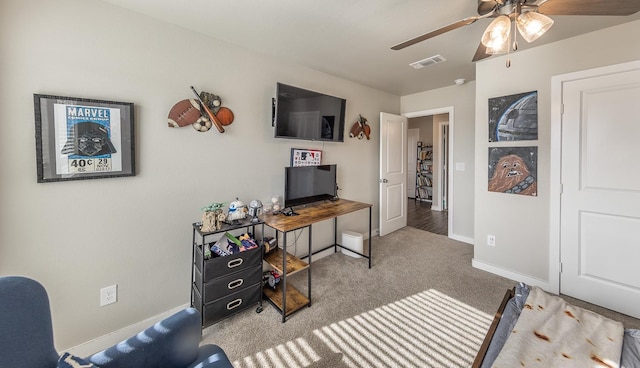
[391,16,480,50]
[472,42,492,62]
[538,0,640,16]
[478,0,501,16]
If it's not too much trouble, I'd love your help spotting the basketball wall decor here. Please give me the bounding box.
[216,107,234,126]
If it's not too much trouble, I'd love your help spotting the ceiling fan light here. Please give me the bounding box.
[486,42,509,55]
[516,12,554,43]
[481,15,511,49]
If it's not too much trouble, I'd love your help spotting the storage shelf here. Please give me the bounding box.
[263,283,310,317]
[262,199,373,322]
[191,221,264,328]
[193,218,258,236]
[416,142,433,202]
[264,249,309,276]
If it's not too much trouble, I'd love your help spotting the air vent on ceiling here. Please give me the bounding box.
[410,54,446,70]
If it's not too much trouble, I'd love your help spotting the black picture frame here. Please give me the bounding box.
[34,94,135,183]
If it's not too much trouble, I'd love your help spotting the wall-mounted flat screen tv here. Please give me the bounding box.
[274,83,346,142]
[284,164,337,208]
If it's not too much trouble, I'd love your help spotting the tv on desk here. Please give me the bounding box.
[274,83,346,142]
[284,165,337,208]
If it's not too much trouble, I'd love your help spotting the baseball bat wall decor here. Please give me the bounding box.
[190,86,224,133]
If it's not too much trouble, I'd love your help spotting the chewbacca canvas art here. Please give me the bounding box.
[488,149,537,196]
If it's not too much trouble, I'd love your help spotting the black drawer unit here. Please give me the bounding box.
[194,242,263,281]
[191,220,264,328]
[194,257,262,301]
[192,281,262,326]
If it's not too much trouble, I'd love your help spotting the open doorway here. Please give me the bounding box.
[406,113,450,236]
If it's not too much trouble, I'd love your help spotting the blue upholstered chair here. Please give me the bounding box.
[0,276,233,368]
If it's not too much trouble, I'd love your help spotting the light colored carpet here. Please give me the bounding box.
[200,226,640,367]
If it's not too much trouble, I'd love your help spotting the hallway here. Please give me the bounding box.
[407,199,448,236]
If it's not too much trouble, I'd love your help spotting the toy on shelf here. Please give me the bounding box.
[210,232,258,257]
[262,270,281,289]
[227,198,247,223]
[271,196,281,213]
[262,236,277,255]
[248,200,263,223]
[200,202,226,232]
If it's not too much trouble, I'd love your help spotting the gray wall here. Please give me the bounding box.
[473,20,640,289]
[408,116,433,145]
[401,82,477,242]
[0,0,398,350]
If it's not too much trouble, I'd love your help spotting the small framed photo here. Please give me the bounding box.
[290,148,322,167]
[34,94,135,183]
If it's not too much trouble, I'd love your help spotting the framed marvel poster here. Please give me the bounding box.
[34,94,135,183]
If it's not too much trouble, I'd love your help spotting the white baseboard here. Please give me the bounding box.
[64,303,190,357]
[365,228,379,239]
[449,233,474,244]
[472,258,555,292]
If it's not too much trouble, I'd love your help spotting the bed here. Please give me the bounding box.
[472,283,640,368]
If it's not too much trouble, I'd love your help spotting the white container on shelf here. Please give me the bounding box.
[341,231,363,258]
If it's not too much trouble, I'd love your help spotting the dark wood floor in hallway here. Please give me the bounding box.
[407,198,448,236]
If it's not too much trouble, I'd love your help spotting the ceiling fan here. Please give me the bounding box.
[391,0,640,65]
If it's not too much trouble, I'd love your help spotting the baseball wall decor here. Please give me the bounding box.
[190,86,224,133]
[349,115,370,140]
[168,99,201,128]
[216,107,234,126]
[167,86,235,134]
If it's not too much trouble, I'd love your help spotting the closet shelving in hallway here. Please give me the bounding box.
[415,142,433,202]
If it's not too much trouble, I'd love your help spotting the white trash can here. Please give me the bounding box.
[341,231,363,258]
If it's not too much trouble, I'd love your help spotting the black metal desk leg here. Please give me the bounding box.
[333,217,337,252]
[368,206,372,269]
[308,225,312,307]
[282,231,287,323]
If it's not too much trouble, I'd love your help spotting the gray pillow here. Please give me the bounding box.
[622,329,640,368]
[480,283,530,368]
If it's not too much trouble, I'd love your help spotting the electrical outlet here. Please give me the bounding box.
[487,235,496,247]
[100,284,117,306]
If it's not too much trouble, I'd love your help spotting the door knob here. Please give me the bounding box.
[379,179,388,183]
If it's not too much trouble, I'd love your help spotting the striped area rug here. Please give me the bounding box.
[232,289,492,368]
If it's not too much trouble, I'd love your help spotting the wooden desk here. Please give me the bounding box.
[261,198,373,322]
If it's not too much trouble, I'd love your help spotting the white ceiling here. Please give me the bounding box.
[101,0,640,96]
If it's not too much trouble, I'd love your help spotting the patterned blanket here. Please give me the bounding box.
[492,286,624,368]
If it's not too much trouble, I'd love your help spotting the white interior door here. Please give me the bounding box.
[440,122,449,211]
[379,112,408,236]
[561,63,640,318]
